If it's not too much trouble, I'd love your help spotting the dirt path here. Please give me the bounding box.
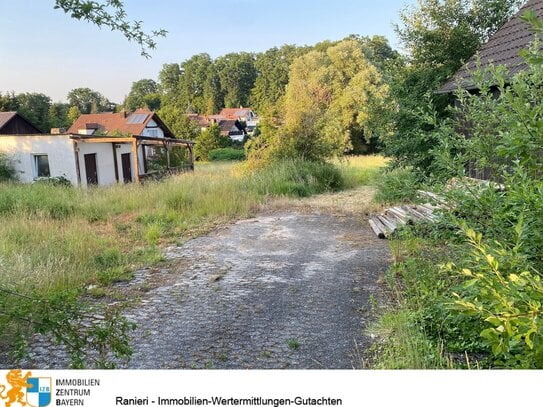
[20,187,391,369]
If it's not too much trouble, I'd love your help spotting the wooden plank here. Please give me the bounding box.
[386,207,409,224]
[131,140,140,183]
[371,215,389,238]
[70,137,134,143]
[368,217,385,239]
[377,215,397,233]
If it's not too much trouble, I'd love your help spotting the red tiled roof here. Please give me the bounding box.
[187,114,210,127]
[439,0,543,93]
[218,107,253,119]
[68,109,174,137]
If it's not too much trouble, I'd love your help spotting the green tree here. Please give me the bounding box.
[157,104,200,140]
[250,45,306,116]
[158,63,182,103]
[203,63,222,114]
[123,79,159,111]
[48,102,70,129]
[178,54,215,113]
[280,40,389,159]
[53,0,166,58]
[67,87,112,114]
[15,93,52,132]
[67,105,81,124]
[194,124,229,161]
[0,92,18,111]
[383,0,523,174]
[216,52,257,108]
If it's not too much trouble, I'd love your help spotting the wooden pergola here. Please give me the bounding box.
[70,135,195,184]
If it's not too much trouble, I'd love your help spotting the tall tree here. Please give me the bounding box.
[157,104,200,140]
[158,63,182,100]
[67,105,81,124]
[178,54,215,113]
[256,40,389,161]
[67,87,112,114]
[123,79,159,111]
[15,93,52,132]
[250,45,306,116]
[48,102,70,129]
[216,52,257,108]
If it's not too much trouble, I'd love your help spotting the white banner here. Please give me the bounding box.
[0,370,540,407]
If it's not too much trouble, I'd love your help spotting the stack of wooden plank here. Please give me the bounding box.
[368,203,441,239]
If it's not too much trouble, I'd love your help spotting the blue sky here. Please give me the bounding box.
[0,1,416,103]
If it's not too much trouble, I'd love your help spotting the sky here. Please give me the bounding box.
[0,0,416,104]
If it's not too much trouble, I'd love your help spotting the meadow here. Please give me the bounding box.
[0,156,386,298]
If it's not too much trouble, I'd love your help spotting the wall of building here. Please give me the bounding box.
[0,134,78,184]
[76,141,140,187]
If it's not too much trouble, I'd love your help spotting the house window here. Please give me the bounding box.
[33,154,50,178]
[147,128,158,137]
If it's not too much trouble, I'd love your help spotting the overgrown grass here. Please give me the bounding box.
[0,158,382,297]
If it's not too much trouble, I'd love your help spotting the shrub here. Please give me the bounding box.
[194,124,231,161]
[0,153,15,182]
[373,166,420,203]
[254,159,344,197]
[449,227,543,368]
[208,148,245,161]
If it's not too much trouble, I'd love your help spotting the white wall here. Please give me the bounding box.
[77,142,140,186]
[116,143,135,182]
[0,135,78,184]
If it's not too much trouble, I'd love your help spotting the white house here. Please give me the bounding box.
[0,109,195,187]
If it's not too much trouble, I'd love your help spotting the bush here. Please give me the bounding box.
[373,166,420,203]
[254,159,344,197]
[208,148,245,161]
[34,176,72,187]
[449,227,543,368]
[194,124,231,161]
[0,153,15,182]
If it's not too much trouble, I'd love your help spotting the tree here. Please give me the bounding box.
[216,52,257,108]
[382,0,523,174]
[250,45,306,116]
[123,79,159,111]
[67,87,112,114]
[157,104,200,140]
[253,40,390,162]
[53,0,166,58]
[0,92,18,111]
[193,124,228,161]
[67,105,81,125]
[158,63,182,102]
[178,54,215,113]
[48,102,70,129]
[202,64,223,115]
[15,93,52,132]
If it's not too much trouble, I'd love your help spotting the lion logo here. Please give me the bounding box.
[0,369,33,407]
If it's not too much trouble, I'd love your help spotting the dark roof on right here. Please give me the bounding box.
[439,0,543,93]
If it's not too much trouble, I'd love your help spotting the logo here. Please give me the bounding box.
[0,370,51,407]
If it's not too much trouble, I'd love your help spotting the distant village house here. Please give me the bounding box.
[188,107,259,142]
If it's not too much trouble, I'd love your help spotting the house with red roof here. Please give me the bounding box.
[0,109,194,186]
[187,106,259,141]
